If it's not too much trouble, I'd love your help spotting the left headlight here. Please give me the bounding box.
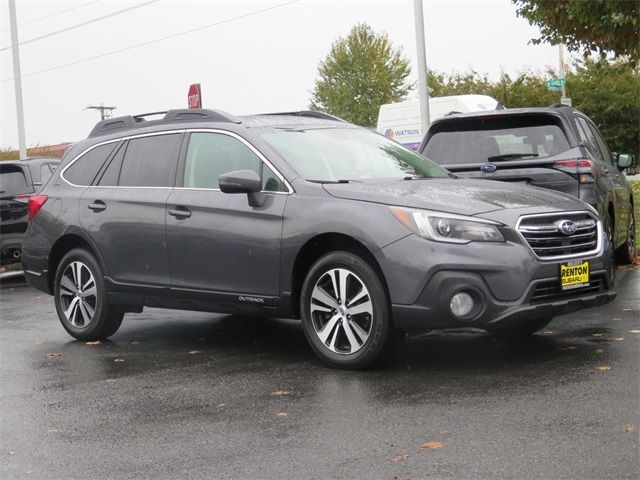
[390,207,505,244]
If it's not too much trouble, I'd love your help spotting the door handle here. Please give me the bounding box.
[87,201,106,212]
[168,208,191,219]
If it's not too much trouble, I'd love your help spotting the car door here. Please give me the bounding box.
[586,119,631,246]
[79,132,183,288]
[574,116,616,218]
[166,130,289,300]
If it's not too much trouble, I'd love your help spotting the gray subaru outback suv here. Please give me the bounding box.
[22,109,616,369]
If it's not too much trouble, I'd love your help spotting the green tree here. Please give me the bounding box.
[310,23,413,127]
[512,0,640,63]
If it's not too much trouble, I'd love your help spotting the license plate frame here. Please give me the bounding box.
[560,260,590,291]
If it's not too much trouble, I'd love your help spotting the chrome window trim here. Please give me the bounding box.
[60,128,294,194]
[515,210,602,261]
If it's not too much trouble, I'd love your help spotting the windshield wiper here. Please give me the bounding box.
[487,153,539,162]
[307,179,361,184]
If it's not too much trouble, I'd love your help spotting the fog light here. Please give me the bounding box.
[450,292,474,317]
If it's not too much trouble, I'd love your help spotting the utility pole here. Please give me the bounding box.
[86,104,116,120]
[413,0,430,134]
[558,44,570,106]
[8,0,27,159]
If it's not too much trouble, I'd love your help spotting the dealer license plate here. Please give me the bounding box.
[560,260,590,291]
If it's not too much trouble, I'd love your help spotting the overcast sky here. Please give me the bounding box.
[1,0,563,149]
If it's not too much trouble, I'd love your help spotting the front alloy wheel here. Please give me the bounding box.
[300,251,397,369]
[310,268,373,355]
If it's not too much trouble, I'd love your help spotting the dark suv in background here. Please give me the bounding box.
[0,157,60,265]
[419,106,637,263]
[22,109,615,369]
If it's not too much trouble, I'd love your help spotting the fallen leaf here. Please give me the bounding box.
[592,333,603,337]
[421,441,445,449]
[595,365,611,371]
[622,308,634,312]
[624,424,637,432]
[130,341,140,345]
[272,390,292,397]
[188,350,202,355]
[613,337,625,341]
[105,379,116,383]
[47,429,61,433]
[47,352,63,357]
[114,358,125,363]
[542,331,554,335]
[86,341,101,345]
[628,329,640,334]
[595,349,604,353]
[36,341,44,346]
[276,412,288,417]
[557,346,577,351]
[391,454,409,462]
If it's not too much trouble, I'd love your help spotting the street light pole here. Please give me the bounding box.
[8,0,27,159]
[413,0,430,135]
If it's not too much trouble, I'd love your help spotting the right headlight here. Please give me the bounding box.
[390,207,505,244]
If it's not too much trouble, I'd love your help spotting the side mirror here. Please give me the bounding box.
[615,153,635,170]
[218,170,264,207]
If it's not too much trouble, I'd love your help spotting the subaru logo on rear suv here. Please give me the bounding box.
[558,220,577,235]
[480,163,497,173]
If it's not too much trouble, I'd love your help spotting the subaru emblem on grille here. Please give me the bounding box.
[480,163,497,173]
[558,220,577,235]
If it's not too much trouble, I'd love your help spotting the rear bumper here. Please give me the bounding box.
[0,233,24,265]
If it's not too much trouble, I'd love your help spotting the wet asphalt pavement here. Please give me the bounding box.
[1,269,639,480]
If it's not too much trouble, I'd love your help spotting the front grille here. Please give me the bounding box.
[531,275,605,303]
[517,212,600,259]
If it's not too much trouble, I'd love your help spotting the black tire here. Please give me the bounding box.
[54,248,124,341]
[486,317,553,339]
[300,251,394,369]
[615,211,636,264]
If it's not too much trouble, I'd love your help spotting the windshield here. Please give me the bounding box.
[423,123,570,165]
[260,127,449,182]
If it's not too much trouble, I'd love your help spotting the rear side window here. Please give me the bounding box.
[423,120,570,165]
[96,142,127,186]
[64,143,117,186]
[0,165,31,196]
[119,134,181,187]
[184,132,285,191]
[40,164,53,184]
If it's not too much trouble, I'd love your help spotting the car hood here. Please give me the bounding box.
[322,178,589,217]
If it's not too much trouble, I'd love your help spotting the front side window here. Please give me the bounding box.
[183,132,285,191]
[64,143,117,186]
[260,127,449,182]
[119,134,182,187]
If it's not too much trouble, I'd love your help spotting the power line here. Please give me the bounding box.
[0,0,102,33]
[1,0,301,83]
[0,0,160,53]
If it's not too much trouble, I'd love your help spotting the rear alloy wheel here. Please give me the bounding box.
[615,212,637,264]
[54,248,123,341]
[300,251,396,369]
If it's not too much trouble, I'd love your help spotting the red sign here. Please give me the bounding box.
[188,83,202,109]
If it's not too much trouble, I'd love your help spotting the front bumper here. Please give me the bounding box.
[375,231,616,333]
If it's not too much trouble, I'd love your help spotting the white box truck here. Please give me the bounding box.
[376,94,503,150]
